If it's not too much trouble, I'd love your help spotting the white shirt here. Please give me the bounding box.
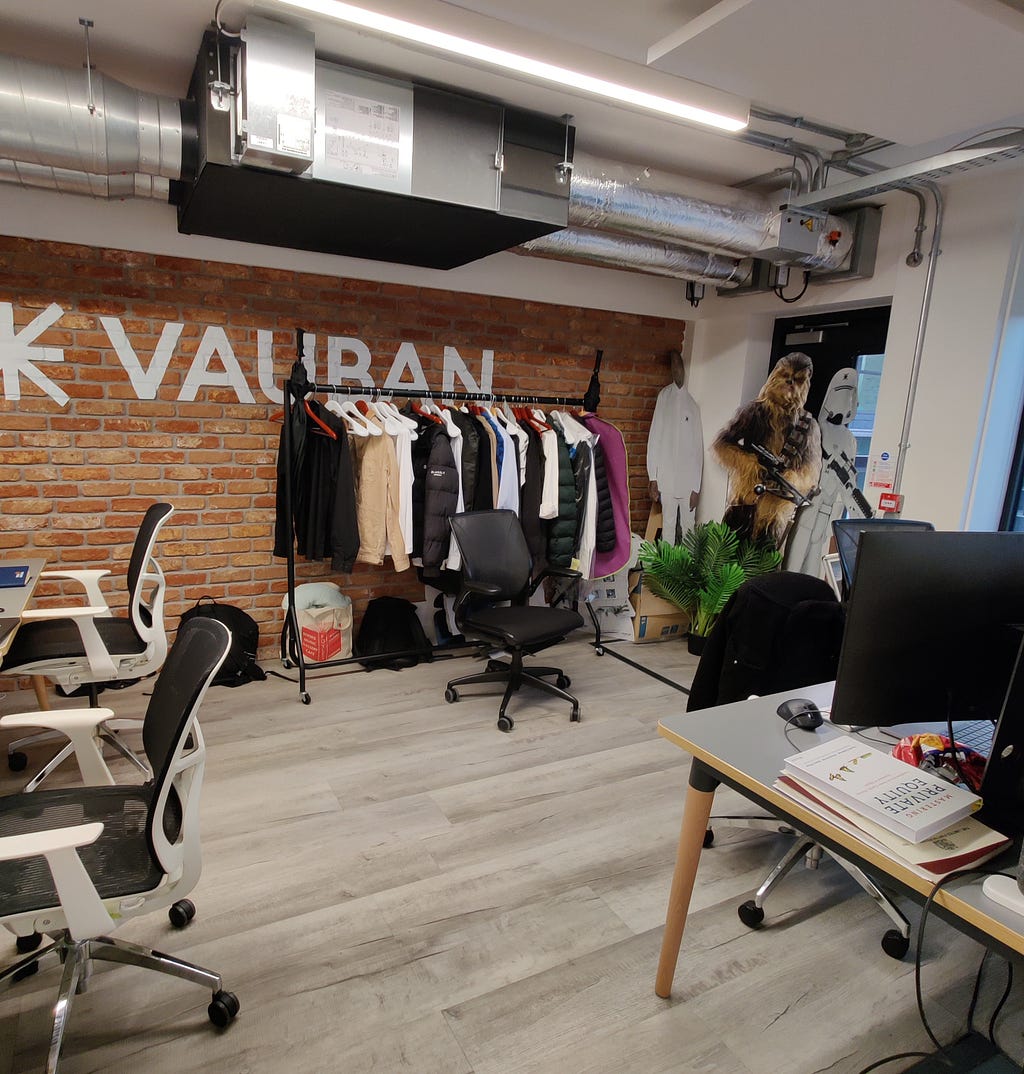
[646,382,704,499]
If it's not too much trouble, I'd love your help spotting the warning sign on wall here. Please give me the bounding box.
[867,451,895,491]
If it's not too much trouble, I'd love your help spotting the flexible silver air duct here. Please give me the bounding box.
[566,152,854,271]
[0,53,183,180]
[516,227,753,287]
[0,159,169,199]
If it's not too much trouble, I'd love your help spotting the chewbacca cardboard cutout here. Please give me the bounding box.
[712,352,823,547]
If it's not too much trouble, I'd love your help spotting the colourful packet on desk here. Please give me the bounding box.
[892,733,987,794]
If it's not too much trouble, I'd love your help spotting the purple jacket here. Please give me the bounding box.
[581,414,631,577]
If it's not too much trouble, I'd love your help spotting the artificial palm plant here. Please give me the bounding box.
[638,520,781,640]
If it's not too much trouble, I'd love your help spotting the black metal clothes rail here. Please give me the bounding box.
[278,338,586,704]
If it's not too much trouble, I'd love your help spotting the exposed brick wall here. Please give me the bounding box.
[0,235,686,665]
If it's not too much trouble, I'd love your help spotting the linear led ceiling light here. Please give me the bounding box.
[271,0,750,132]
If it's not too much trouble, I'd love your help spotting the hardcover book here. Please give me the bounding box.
[0,565,29,588]
[775,773,1009,876]
[783,737,982,843]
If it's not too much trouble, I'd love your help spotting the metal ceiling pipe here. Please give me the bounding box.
[569,153,775,257]
[0,52,184,179]
[516,227,754,287]
[566,153,852,272]
[0,159,170,199]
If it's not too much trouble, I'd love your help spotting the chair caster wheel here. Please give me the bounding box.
[486,660,503,672]
[703,829,715,848]
[169,899,196,929]
[556,674,571,689]
[881,929,910,960]
[208,989,240,1027]
[445,687,459,703]
[738,900,765,928]
[300,693,311,705]
[282,659,293,669]
[16,932,42,953]
[570,706,581,722]
[497,714,514,733]
[8,751,27,772]
[595,646,605,656]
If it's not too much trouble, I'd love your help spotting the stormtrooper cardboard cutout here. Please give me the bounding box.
[712,352,822,548]
[783,367,873,574]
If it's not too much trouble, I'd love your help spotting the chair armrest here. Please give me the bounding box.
[19,606,118,680]
[40,569,111,611]
[0,708,118,786]
[20,605,109,621]
[464,580,503,598]
[0,823,114,939]
[528,566,582,603]
[1,706,115,733]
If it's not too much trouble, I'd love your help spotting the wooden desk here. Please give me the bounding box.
[0,557,49,708]
[655,683,1024,998]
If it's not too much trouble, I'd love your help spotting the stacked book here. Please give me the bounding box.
[775,737,1009,878]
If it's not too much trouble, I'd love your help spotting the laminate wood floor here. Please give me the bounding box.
[2,636,1023,1073]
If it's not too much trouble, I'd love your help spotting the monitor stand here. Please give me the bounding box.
[982,874,1024,916]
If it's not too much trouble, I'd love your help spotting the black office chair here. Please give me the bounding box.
[0,616,239,1073]
[443,510,584,732]
[692,570,912,959]
[1,502,174,781]
[832,517,934,600]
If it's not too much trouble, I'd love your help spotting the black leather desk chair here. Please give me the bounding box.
[691,570,912,958]
[443,510,584,733]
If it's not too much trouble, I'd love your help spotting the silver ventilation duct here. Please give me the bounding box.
[564,153,854,271]
[0,53,184,180]
[517,227,753,287]
[0,160,169,199]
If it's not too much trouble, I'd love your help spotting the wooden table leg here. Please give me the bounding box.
[655,761,719,999]
[31,676,50,711]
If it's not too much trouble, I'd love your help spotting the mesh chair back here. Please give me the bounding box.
[142,616,230,856]
[450,510,532,601]
[126,502,174,634]
[832,517,934,594]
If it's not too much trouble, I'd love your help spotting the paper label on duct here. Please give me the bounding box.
[277,114,312,157]
[324,90,401,178]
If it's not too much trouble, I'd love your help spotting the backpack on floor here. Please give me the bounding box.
[354,596,433,670]
[179,597,266,687]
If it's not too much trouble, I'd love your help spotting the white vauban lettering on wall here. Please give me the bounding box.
[0,303,495,407]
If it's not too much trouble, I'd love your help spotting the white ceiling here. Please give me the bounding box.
[1,0,1023,188]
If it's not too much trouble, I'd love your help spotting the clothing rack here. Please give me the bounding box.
[279,347,587,703]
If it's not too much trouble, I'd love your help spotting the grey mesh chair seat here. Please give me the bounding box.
[2,618,147,668]
[444,510,584,732]
[461,605,583,650]
[0,785,178,917]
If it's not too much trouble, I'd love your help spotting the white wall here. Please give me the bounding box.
[686,164,1024,532]
[0,185,688,318]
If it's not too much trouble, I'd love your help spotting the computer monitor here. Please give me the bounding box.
[831,517,935,599]
[831,530,1024,730]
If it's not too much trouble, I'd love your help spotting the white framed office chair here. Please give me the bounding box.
[1,502,174,781]
[0,616,240,1073]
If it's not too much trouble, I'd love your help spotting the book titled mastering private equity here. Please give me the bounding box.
[782,738,982,843]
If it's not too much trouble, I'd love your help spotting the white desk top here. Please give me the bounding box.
[658,683,1024,957]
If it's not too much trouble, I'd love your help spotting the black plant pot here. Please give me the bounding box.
[687,632,707,657]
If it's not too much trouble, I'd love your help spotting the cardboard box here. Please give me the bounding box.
[628,570,690,643]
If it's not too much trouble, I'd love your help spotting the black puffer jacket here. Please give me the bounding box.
[592,439,616,553]
[547,431,578,567]
[447,408,480,511]
[422,432,459,573]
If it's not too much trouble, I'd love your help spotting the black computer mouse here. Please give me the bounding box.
[776,697,824,730]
